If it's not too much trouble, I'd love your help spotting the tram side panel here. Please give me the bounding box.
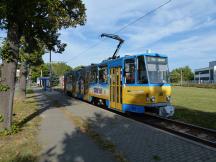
[88,65,110,105]
[63,53,174,116]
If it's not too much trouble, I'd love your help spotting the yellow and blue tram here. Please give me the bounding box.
[64,53,175,117]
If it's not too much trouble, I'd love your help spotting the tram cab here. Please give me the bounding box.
[109,53,175,117]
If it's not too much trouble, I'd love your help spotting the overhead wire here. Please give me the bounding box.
[65,0,172,64]
[113,0,172,34]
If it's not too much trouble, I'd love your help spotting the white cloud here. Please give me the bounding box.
[1,0,216,70]
[126,17,195,48]
[148,34,216,70]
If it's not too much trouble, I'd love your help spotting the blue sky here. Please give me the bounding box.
[1,0,216,70]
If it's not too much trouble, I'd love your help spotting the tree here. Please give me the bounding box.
[51,62,72,76]
[31,64,49,82]
[170,70,180,83]
[0,0,86,129]
[18,37,45,99]
[182,66,194,81]
[30,62,71,84]
[170,66,194,83]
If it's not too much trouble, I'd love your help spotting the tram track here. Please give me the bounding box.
[96,103,216,149]
[97,103,216,148]
[129,112,216,149]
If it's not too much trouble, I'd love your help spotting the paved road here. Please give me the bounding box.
[35,88,216,162]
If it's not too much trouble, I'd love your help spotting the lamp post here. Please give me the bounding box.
[49,50,52,91]
[199,72,201,84]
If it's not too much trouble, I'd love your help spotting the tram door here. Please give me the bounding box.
[110,67,122,111]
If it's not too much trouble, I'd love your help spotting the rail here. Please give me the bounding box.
[132,112,216,148]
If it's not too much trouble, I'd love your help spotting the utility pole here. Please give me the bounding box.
[49,50,52,91]
[180,69,183,86]
[199,72,201,84]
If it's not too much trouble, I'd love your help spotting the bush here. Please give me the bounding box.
[50,74,59,87]
[173,83,216,89]
[26,89,34,94]
[0,123,20,136]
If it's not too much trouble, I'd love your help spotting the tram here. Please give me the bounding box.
[64,34,174,117]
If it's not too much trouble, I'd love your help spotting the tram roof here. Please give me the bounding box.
[66,52,168,73]
[100,52,167,63]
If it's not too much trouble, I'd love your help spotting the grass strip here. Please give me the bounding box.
[0,93,41,162]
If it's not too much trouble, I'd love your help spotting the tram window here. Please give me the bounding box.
[137,56,148,84]
[99,66,108,83]
[80,70,85,83]
[90,66,98,83]
[85,70,90,83]
[125,59,135,84]
[73,76,77,86]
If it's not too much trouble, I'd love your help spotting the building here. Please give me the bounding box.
[194,61,216,83]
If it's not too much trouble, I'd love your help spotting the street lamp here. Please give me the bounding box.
[49,50,52,90]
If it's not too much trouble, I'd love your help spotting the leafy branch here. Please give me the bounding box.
[0,84,10,92]
[0,114,3,122]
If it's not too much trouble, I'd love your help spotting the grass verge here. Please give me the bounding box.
[172,86,216,129]
[0,93,41,162]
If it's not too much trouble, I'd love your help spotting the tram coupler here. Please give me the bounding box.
[158,105,175,117]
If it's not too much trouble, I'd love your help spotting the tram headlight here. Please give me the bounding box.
[150,96,156,102]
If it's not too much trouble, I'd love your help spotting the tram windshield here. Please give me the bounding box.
[146,56,169,84]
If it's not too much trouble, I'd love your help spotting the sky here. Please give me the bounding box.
[1,0,216,70]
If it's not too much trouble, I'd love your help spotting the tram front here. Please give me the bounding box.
[145,54,175,117]
[122,53,174,117]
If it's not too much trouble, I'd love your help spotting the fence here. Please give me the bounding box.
[172,81,216,89]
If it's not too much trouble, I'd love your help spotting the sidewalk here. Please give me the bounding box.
[35,89,117,162]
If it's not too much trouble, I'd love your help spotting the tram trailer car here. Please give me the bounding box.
[64,53,175,117]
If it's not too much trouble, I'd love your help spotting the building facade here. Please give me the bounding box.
[194,61,216,83]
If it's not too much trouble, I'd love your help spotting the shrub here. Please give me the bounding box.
[173,83,216,89]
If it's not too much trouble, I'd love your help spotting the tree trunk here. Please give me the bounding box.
[0,23,19,130]
[0,61,17,130]
[18,62,27,99]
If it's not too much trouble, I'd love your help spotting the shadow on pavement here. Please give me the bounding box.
[18,88,73,128]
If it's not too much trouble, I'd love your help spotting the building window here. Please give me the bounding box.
[137,56,148,84]
[125,59,135,84]
[99,66,108,83]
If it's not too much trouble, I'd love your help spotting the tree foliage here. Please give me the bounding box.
[0,0,86,129]
[0,0,86,45]
[31,64,49,82]
[19,36,45,66]
[31,62,71,82]
[51,62,72,76]
[170,66,194,83]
